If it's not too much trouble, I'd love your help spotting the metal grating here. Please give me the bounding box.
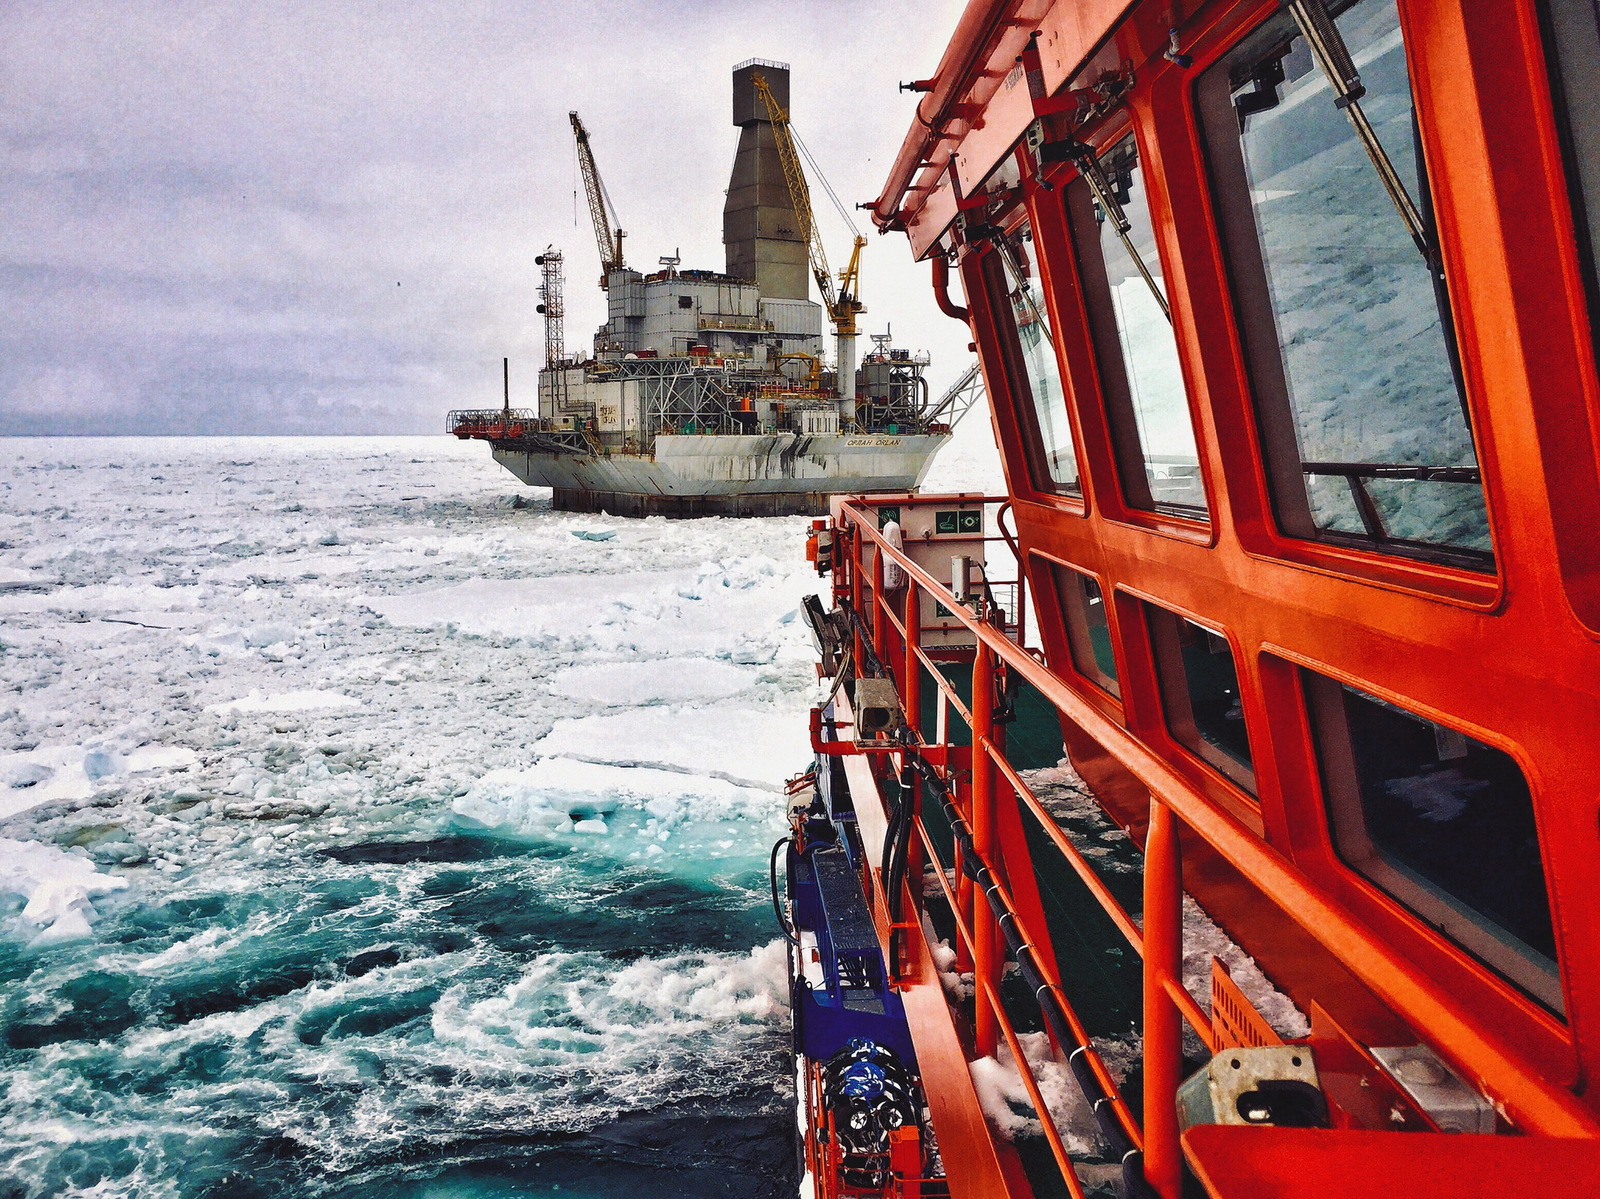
[1211,957,1284,1050]
[812,849,877,957]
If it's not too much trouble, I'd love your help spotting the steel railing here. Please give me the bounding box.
[825,493,1600,1199]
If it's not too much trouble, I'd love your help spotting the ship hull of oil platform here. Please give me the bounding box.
[492,430,950,516]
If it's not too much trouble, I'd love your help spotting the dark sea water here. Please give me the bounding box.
[1,831,795,1197]
[0,440,814,1198]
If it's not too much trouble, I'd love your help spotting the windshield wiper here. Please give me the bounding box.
[1062,141,1173,323]
[1285,0,1434,265]
[992,234,1056,345]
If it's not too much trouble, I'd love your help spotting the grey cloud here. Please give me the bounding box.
[3,0,970,435]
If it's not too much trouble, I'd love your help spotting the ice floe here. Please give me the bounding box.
[205,689,360,714]
[546,658,758,705]
[0,836,128,944]
[362,571,697,641]
[535,705,810,791]
[0,742,200,818]
[969,1032,1097,1151]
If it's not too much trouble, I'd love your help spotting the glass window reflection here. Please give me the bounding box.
[1054,565,1120,696]
[1304,669,1562,1013]
[1201,0,1492,566]
[996,224,1081,494]
[1067,137,1207,515]
[1147,605,1256,793]
[1545,0,1600,368]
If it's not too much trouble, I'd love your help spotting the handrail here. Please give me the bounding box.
[890,581,1210,1161]
[909,744,1155,1196]
[916,817,1145,1155]
[860,499,1205,1078]
[985,740,1145,952]
[916,813,1123,1190]
[833,495,1599,1139]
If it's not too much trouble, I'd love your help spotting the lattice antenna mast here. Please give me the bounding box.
[534,247,565,368]
[569,111,626,289]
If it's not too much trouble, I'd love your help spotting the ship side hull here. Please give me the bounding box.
[490,431,950,517]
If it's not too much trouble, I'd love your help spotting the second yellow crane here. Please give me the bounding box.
[750,73,867,409]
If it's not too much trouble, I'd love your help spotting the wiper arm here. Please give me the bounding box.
[1065,142,1173,323]
[993,235,1056,346]
[1285,0,1433,264]
[1031,132,1173,322]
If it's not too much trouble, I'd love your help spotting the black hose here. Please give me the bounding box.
[881,777,906,967]
[880,766,918,969]
[973,560,1003,622]
[837,597,889,679]
[905,751,1158,1199]
[881,774,907,903]
[886,767,914,925]
[770,837,800,946]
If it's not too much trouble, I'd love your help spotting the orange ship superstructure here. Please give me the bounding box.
[784,1,1600,1195]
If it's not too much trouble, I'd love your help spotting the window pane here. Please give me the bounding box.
[996,225,1080,493]
[1204,0,1492,564]
[1054,565,1119,697]
[1068,137,1207,515]
[1545,0,1600,365]
[1305,672,1561,1012]
[1148,606,1255,791]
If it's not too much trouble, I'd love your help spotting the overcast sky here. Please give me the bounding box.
[1,0,972,435]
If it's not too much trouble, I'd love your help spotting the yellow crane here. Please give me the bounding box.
[750,74,867,407]
[569,111,625,290]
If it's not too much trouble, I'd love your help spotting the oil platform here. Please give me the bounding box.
[449,60,972,517]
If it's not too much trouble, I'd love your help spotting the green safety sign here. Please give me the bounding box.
[935,510,982,534]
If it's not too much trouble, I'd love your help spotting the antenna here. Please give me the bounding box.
[533,247,565,368]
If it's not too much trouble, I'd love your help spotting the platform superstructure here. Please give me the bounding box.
[451,61,968,517]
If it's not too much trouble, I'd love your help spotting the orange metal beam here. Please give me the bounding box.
[1183,1125,1600,1199]
[972,643,1002,1059]
[1143,802,1185,1199]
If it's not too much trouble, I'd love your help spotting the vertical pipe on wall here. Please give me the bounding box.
[1142,801,1184,1199]
[972,643,1000,1058]
[873,546,887,671]
[904,583,922,740]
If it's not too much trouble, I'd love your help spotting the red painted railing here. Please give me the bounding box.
[822,492,1600,1199]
